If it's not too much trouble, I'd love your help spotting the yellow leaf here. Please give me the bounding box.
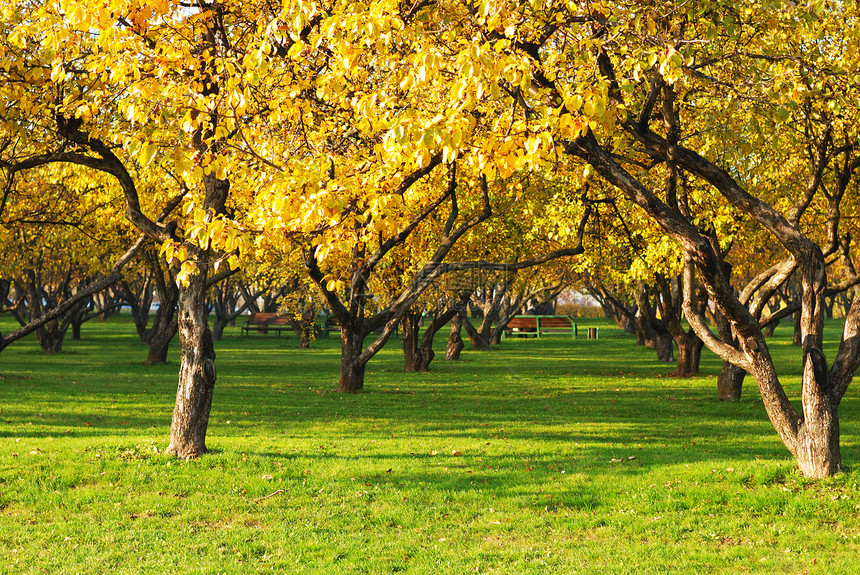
[139,142,157,166]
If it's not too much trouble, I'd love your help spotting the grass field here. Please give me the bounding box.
[1,314,859,574]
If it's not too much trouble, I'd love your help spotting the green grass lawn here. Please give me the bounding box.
[1,314,859,574]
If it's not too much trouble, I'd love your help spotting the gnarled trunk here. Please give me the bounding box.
[401,310,423,372]
[412,299,466,371]
[795,380,841,478]
[36,321,66,354]
[717,362,745,401]
[634,285,674,362]
[653,330,674,363]
[461,311,491,350]
[145,318,178,365]
[671,331,703,377]
[70,316,82,341]
[764,320,777,338]
[212,315,230,342]
[446,315,464,360]
[165,272,216,459]
[143,277,179,364]
[338,325,367,393]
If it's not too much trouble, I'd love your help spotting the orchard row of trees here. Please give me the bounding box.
[2,0,860,479]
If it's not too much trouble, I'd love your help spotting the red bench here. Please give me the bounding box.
[503,315,577,339]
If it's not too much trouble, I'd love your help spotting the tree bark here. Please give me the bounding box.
[411,297,468,371]
[634,285,673,362]
[416,330,437,371]
[446,314,464,360]
[338,324,367,392]
[401,310,423,372]
[36,322,67,354]
[717,363,746,401]
[671,331,703,377]
[793,311,802,346]
[657,275,704,377]
[713,305,745,401]
[144,289,179,364]
[763,319,777,338]
[211,314,230,342]
[165,271,216,459]
[795,351,841,479]
[461,310,490,350]
[145,318,178,365]
[71,316,83,341]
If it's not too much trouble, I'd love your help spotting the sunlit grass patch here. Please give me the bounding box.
[0,315,858,573]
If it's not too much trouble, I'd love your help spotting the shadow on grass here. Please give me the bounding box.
[2,316,853,481]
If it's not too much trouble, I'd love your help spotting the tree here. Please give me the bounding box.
[504,1,860,477]
[0,1,266,458]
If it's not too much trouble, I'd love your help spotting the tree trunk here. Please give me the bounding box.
[713,306,744,401]
[671,331,703,377]
[212,315,229,342]
[795,403,841,479]
[717,362,745,401]
[144,283,179,364]
[446,315,464,360]
[414,302,464,371]
[338,325,367,392]
[401,310,423,372]
[36,322,66,353]
[71,317,82,341]
[790,347,842,478]
[461,311,490,350]
[634,285,673,362]
[165,272,216,459]
[653,330,674,363]
[630,315,648,346]
[489,324,504,346]
[764,319,777,338]
[416,319,443,371]
[145,319,178,365]
[793,311,802,346]
[417,339,436,371]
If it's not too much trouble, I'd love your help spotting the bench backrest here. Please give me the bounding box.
[249,312,278,321]
[508,317,538,329]
[539,317,572,328]
[508,316,572,329]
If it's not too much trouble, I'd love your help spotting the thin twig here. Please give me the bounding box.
[254,489,284,503]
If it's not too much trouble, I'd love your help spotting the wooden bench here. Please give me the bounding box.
[240,313,292,336]
[503,315,577,339]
